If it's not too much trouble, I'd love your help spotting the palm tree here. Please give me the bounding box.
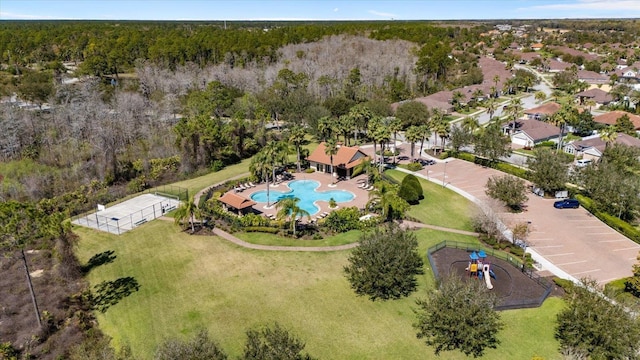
[435,120,450,151]
[584,98,596,113]
[534,91,547,104]
[317,116,334,142]
[430,108,444,149]
[337,114,354,146]
[493,74,501,93]
[599,125,617,149]
[405,125,422,162]
[451,91,465,111]
[418,124,431,156]
[462,115,480,132]
[388,117,403,164]
[505,97,524,134]
[472,88,485,105]
[372,122,391,171]
[484,97,498,121]
[367,181,409,221]
[275,196,310,236]
[367,116,383,166]
[348,104,373,143]
[174,198,200,233]
[288,125,307,173]
[324,138,338,184]
[549,102,577,152]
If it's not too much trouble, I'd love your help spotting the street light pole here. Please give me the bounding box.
[442,161,448,187]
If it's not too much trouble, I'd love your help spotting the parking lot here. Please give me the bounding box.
[416,159,640,284]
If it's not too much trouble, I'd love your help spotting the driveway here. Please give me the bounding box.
[411,158,640,285]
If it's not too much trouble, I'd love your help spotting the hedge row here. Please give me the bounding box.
[448,151,529,179]
[575,194,640,244]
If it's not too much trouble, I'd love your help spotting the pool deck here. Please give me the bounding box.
[233,171,372,222]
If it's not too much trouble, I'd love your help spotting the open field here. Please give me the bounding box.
[75,221,562,359]
[234,229,362,247]
[385,169,476,231]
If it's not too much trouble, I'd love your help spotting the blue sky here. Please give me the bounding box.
[2,0,640,20]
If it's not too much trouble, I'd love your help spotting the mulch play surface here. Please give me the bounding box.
[429,247,551,309]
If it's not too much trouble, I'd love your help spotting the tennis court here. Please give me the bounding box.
[72,193,181,235]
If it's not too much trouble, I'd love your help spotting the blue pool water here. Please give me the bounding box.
[250,180,355,215]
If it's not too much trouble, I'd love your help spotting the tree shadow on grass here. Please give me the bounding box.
[82,250,116,273]
[92,276,140,313]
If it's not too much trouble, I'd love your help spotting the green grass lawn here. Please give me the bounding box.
[75,220,561,359]
[234,229,361,247]
[171,159,252,197]
[385,169,476,231]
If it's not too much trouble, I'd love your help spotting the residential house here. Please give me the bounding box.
[547,59,572,73]
[575,88,613,108]
[577,70,609,85]
[564,133,640,161]
[594,111,640,131]
[503,119,560,148]
[530,43,544,51]
[391,93,454,114]
[306,142,369,179]
[524,102,561,121]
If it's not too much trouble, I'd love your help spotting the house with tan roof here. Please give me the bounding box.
[594,111,640,130]
[218,192,257,215]
[307,142,369,179]
[577,70,609,85]
[564,133,640,161]
[524,102,561,120]
[503,119,561,148]
[575,88,613,108]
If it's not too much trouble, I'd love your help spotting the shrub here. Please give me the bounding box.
[534,140,555,148]
[553,277,574,291]
[323,207,361,233]
[455,152,476,162]
[399,174,423,204]
[398,185,420,204]
[244,226,279,234]
[304,168,315,173]
[406,162,423,171]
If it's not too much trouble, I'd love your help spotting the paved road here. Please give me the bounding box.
[405,159,640,285]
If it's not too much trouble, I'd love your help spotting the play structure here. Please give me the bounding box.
[465,250,496,290]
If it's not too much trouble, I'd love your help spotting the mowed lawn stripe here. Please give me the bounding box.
[75,192,561,359]
[385,169,476,231]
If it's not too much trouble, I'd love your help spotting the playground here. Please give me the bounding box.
[429,246,553,309]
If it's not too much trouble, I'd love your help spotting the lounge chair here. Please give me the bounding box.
[249,182,256,187]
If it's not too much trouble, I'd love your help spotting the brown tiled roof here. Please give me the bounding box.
[594,111,640,129]
[570,133,640,153]
[307,142,368,169]
[548,59,571,71]
[548,46,600,62]
[524,102,561,116]
[391,92,454,113]
[575,88,613,104]
[218,192,256,210]
[576,70,608,83]
[511,119,560,142]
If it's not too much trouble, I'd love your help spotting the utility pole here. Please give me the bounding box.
[21,249,42,328]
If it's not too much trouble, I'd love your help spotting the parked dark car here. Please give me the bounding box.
[554,199,580,209]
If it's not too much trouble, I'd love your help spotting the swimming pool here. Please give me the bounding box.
[250,180,355,215]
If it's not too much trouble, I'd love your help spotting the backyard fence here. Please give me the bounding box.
[148,184,189,202]
[427,240,553,310]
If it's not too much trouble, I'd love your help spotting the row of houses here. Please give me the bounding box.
[504,103,640,161]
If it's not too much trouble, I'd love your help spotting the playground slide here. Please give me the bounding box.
[483,265,494,290]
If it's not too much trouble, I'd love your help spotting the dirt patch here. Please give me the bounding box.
[430,247,552,309]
